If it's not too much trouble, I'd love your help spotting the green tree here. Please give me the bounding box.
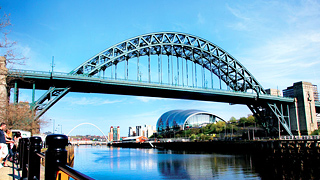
[311,130,319,135]
[247,115,256,126]
[190,134,196,141]
[215,121,226,133]
[239,117,247,126]
[200,134,206,141]
[229,116,237,123]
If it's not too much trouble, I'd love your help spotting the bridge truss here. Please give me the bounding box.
[9,32,301,136]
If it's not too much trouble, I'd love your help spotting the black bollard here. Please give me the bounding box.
[18,138,23,169]
[21,138,30,179]
[27,136,42,180]
[45,134,69,180]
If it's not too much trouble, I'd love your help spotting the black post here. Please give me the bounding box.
[45,134,68,180]
[18,138,24,170]
[27,136,42,180]
[21,138,30,179]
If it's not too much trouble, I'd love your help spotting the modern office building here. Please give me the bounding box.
[283,81,318,135]
[128,125,156,138]
[143,125,156,138]
[136,126,142,136]
[156,109,224,135]
[128,127,135,137]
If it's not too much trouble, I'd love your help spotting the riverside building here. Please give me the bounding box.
[156,109,224,136]
[108,126,120,142]
[128,125,156,138]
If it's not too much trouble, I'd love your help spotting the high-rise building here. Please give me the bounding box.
[109,126,120,142]
[128,125,156,138]
[136,126,142,136]
[128,127,136,137]
[143,125,156,138]
[108,126,113,142]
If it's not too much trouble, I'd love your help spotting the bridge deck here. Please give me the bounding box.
[8,70,296,106]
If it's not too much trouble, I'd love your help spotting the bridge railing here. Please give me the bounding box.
[280,135,320,140]
[18,134,95,180]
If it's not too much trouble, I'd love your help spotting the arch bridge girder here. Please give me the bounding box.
[70,32,265,94]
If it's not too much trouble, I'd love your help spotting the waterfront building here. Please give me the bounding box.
[128,127,136,137]
[108,126,120,142]
[108,126,113,141]
[283,81,318,135]
[129,125,156,138]
[143,125,156,138]
[122,136,148,143]
[156,109,224,135]
[136,126,142,136]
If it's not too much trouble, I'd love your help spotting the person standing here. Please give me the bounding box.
[0,122,8,169]
[4,129,14,167]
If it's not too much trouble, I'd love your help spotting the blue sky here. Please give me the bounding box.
[1,0,320,136]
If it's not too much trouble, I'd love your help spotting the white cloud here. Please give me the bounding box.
[63,97,123,105]
[197,13,205,24]
[229,1,320,89]
[135,96,174,102]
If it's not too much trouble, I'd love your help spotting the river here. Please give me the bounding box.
[72,145,320,180]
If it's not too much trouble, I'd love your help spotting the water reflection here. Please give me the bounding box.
[252,155,320,180]
[73,146,320,180]
[157,150,259,179]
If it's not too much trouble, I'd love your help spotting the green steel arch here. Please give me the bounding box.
[70,32,265,94]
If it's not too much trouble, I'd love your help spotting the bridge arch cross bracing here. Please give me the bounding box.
[70,32,266,94]
[66,123,109,142]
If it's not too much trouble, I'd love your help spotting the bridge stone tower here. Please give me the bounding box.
[284,81,318,135]
[0,56,8,122]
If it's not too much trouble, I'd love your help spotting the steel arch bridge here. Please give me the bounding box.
[67,123,109,142]
[9,32,318,136]
[70,32,265,94]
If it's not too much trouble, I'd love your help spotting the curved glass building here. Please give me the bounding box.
[156,110,224,135]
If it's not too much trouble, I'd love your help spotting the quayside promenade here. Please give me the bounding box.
[0,162,21,180]
[0,161,45,180]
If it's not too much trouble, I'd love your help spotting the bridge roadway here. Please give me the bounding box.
[8,69,298,106]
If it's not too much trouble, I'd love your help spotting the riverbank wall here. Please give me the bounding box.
[111,139,320,159]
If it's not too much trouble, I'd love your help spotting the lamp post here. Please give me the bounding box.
[50,119,55,134]
[57,124,62,134]
[231,123,233,140]
[225,122,227,140]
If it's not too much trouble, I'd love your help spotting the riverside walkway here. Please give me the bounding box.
[0,161,44,180]
[0,162,21,180]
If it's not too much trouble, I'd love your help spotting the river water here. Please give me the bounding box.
[72,145,319,180]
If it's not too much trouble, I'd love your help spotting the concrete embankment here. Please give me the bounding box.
[110,140,320,159]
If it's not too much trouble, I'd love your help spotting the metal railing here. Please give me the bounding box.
[18,134,95,180]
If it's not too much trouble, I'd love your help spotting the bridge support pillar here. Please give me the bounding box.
[284,81,318,135]
[13,80,19,104]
